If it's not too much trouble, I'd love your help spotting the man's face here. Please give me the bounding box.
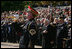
[54,18,58,23]
[26,11,33,20]
[44,20,49,25]
[37,20,40,23]
[59,19,64,24]
[68,20,71,24]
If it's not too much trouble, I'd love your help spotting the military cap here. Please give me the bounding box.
[27,6,39,17]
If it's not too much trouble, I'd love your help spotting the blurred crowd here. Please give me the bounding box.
[1,6,71,48]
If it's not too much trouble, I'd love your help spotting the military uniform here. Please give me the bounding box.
[37,23,43,45]
[42,23,57,48]
[19,6,38,48]
[2,23,8,42]
[12,21,23,43]
[57,18,68,48]
[1,25,4,42]
[7,22,13,42]
[66,19,71,48]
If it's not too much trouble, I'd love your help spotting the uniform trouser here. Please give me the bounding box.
[42,34,56,48]
[1,33,3,42]
[11,31,17,43]
[19,33,37,48]
[67,39,71,48]
[57,38,64,48]
[2,33,7,42]
[16,35,20,43]
[45,41,56,48]
[19,35,29,48]
[38,30,42,45]
[8,33,12,42]
[42,39,56,48]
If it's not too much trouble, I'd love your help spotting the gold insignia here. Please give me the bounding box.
[29,29,36,36]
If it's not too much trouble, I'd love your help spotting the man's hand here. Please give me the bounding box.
[39,27,42,30]
[43,30,48,33]
[50,41,54,44]
[63,38,70,40]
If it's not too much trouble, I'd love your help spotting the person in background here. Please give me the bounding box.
[42,18,50,48]
[19,6,38,48]
[57,17,68,48]
[36,19,42,45]
[7,21,12,43]
[66,18,71,48]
